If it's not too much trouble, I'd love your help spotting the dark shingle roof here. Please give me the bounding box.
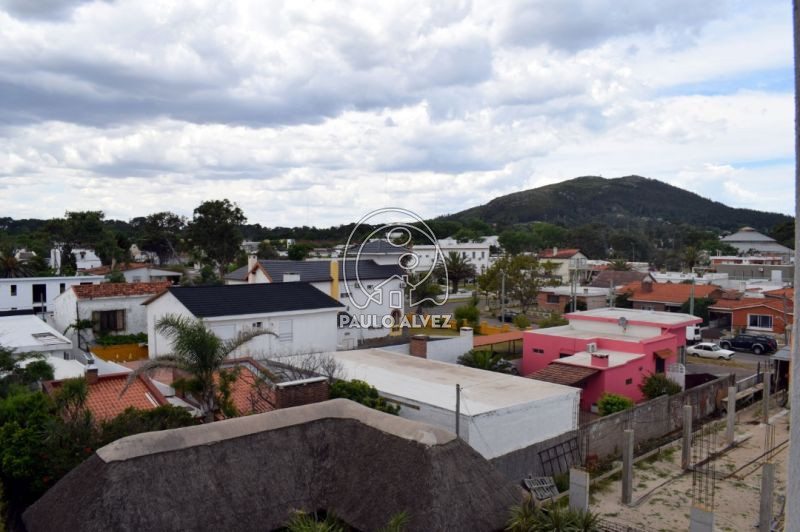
[165,283,343,318]
[354,240,409,255]
[225,259,404,283]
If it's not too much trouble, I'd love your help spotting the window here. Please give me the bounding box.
[472,251,476,258]
[10,285,16,297]
[278,320,293,342]
[132,276,141,283]
[625,378,633,385]
[748,314,773,329]
[59,283,66,293]
[547,294,560,304]
[252,321,263,329]
[92,310,126,333]
[481,251,485,258]
[532,348,544,354]
[641,305,656,311]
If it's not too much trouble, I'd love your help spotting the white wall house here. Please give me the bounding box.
[537,248,588,283]
[53,282,170,356]
[0,275,105,316]
[413,237,493,275]
[225,257,406,348]
[307,348,580,459]
[84,263,182,283]
[145,283,343,359]
[50,246,102,272]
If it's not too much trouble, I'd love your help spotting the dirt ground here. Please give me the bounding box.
[590,404,790,531]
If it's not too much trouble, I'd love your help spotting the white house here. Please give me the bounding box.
[225,257,406,348]
[145,283,343,359]
[413,237,493,275]
[0,314,72,358]
[49,246,102,272]
[53,282,170,356]
[84,263,182,283]
[305,348,580,459]
[720,227,793,259]
[0,275,105,316]
[537,248,589,283]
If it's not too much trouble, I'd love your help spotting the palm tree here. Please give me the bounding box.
[124,315,275,422]
[436,251,476,294]
[682,246,700,270]
[457,349,513,374]
[607,258,631,271]
[0,253,31,278]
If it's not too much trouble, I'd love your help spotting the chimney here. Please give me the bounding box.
[410,334,428,358]
[85,364,99,384]
[330,260,339,300]
[460,327,474,339]
[641,280,653,293]
[590,353,609,368]
[283,272,300,282]
[552,246,558,256]
[247,253,258,284]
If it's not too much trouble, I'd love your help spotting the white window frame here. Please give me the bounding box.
[747,314,773,330]
[278,320,293,342]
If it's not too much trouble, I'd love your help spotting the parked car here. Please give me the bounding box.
[497,310,519,323]
[718,334,778,355]
[686,342,735,360]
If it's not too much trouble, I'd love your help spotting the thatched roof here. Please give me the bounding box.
[23,399,519,532]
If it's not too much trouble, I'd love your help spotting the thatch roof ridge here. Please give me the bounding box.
[98,398,455,463]
[24,399,519,532]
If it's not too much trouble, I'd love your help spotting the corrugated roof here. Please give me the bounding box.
[526,363,599,386]
[354,240,409,254]
[473,331,524,347]
[164,283,343,318]
[225,259,404,283]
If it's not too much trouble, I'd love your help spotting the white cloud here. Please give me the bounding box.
[0,0,793,226]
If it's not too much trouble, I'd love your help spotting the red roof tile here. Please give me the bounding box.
[623,281,721,304]
[539,248,581,259]
[527,363,599,386]
[473,331,525,347]
[709,298,793,314]
[218,366,276,418]
[72,281,171,299]
[83,263,177,275]
[45,373,168,422]
[764,288,794,299]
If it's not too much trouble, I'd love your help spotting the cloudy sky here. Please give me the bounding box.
[0,0,794,226]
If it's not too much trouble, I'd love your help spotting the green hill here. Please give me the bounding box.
[445,175,791,232]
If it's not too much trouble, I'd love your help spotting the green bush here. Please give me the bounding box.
[513,313,531,329]
[95,332,148,346]
[330,380,399,415]
[537,313,568,329]
[639,373,682,400]
[597,393,635,416]
[454,303,480,328]
[506,499,600,531]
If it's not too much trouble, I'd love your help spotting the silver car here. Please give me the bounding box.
[686,342,735,360]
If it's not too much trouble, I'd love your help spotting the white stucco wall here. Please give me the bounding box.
[0,276,104,314]
[146,292,340,359]
[122,268,180,283]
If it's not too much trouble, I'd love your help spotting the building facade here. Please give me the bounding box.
[0,275,105,316]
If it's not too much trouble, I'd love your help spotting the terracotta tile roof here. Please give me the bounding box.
[622,281,721,304]
[473,331,524,347]
[709,298,793,314]
[45,373,168,422]
[526,363,599,386]
[218,366,276,418]
[539,248,581,259]
[764,288,794,299]
[589,270,653,288]
[72,281,171,299]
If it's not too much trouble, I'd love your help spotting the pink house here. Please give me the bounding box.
[523,308,700,411]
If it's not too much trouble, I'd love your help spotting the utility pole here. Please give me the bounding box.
[500,270,506,323]
[787,3,800,529]
[455,384,461,438]
[689,277,695,317]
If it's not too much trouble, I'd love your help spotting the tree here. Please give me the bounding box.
[597,393,634,416]
[59,244,78,275]
[187,200,247,279]
[124,315,273,422]
[0,346,54,399]
[330,379,399,414]
[436,251,475,294]
[98,406,197,447]
[679,297,716,326]
[107,269,125,283]
[287,243,313,261]
[682,246,700,270]
[639,373,682,400]
[504,255,559,312]
[498,230,539,255]
[408,273,442,314]
[457,350,513,374]
[132,212,186,264]
[608,258,631,271]
[257,241,279,260]
[513,313,531,329]
[0,253,31,278]
[453,303,480,328]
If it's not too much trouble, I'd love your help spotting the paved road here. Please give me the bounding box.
[686,347,773,380]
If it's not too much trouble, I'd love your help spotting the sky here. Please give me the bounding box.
[0,0,795,227]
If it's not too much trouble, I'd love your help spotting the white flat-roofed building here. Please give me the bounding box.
[0,275,105,316]
[0,314,72,356]
[307,348,580,459]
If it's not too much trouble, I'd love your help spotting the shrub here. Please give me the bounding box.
[330,379,399,415]
[506,499,600,531]
[454,303,480,328]
[537,313,568,329]
[639,373,682,400]
[513,313,531,329]
[597,393,635,416]
[95,332,148,346]
[457,350,514,374]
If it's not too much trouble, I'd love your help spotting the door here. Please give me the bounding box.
[655,356,665,373]
[32,284,47,313]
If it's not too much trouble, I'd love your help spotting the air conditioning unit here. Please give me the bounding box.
[587,342,597,353]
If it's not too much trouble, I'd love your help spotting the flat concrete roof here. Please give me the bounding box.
[568,307,700,327]
[557,350,645,369]
[18,356,84,380]
[0,315,71,352]
[526,325,655,342]
[322,348,578,415]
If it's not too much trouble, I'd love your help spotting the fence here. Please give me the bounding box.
[490,373,736,481]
